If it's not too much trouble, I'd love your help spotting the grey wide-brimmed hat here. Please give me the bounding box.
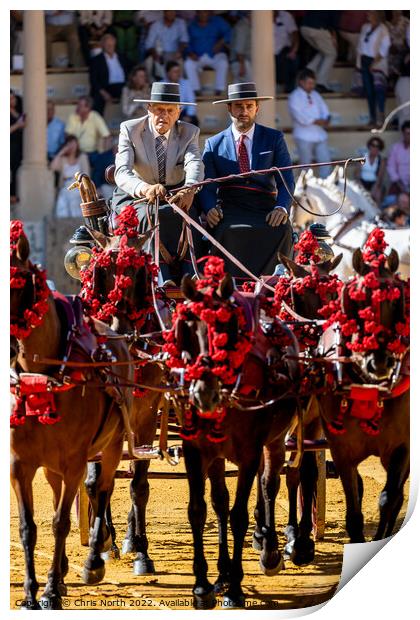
[213,82,273,105]
[134,82,196,106]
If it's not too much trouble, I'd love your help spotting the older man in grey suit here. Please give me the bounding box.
[111,82,204,284]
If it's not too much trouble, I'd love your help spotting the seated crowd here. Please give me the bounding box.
[10,10,410,218]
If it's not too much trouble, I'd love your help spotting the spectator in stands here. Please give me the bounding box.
[50,135,90,217]
[386,11,410,87]
[383,206,408,227]
[10,10,23,69]
[387,120,410,197]
[90,33,130,115]
[45,11,82,67]
[144,11,189,81]
[230,14,252,83]
[288,68,332,178]
[300,11,340,93]
[65,96,114,190]
[356,11,391,128]
[121,66,150,119]
[355,136,386,205]
[165,61,199,126]
[111,11,139,65]
[78,11,113,66]
[135,11,163,62]
[274,10,299,94]
[184,11,231,96]
[395,21,410,127]
[338,11,367,63]
[47,100,65,161]
[10,90,25,204]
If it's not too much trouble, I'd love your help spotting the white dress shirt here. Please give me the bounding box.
[105,52,125,84]
[273,11,297,55]
[288,87,330,142]
[231,123,255,167]
[358,23,391,58]
[145,18,189,53]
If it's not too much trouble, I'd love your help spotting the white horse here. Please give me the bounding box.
[292,167,409,280]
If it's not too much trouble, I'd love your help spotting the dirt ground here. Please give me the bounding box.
[10,454,408,611]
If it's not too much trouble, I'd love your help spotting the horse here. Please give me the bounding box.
[10,222,134,609]
[79,213,168,576]
[292,166,409,281]
[251,241,343,567]
[317,231,410,541]
[165,259,300,609]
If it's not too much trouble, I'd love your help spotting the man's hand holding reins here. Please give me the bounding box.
[169,188,195,212]
[206,207,223,228]
[266,207,288,227]
[142,183,167,202]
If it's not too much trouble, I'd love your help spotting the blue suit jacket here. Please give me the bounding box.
[199,123,295,214]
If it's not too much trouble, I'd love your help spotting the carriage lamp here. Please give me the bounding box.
[64,246,93,280]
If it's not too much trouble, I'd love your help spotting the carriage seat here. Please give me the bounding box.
[105,165,116,185]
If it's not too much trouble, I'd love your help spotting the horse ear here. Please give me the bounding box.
[217,273,234,300]
[86,227,110,249]
[16,234,30,263]
[278,253,309,279]
[352,248,369,275]
[387,249,399,274]
[326,253,343,273]
[181,274,198,301]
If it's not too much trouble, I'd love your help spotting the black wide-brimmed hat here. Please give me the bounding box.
[134,82,196,106]
[213,82,273,105]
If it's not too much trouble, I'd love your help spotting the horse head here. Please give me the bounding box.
[341,233,408,382]
[80,212,157,334]
[177,271,240,413]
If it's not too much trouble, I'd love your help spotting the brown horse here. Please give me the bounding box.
[318,245,409,542]
[167,271,300,608]
[81,227,167,575]
[252,252,343,567]
[10,229,133,609]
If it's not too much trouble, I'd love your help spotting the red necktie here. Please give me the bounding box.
[238,134,250,173]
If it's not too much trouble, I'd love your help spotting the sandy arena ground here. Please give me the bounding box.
[10,454,408,611]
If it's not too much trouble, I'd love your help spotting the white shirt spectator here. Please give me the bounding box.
[358,23,391,58]
[146,17,189,54]
[231,122,255,167]
[288,86,330,142]
[79,11,112,29]
[273,11,298,55]
[45,11,76,26]
[105,53,125,84]
[135,11,163,26]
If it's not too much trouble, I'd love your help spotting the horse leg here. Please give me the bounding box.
[129,459,156,575]
[11,460,40,609]
[208,458,231,593]
[257,445,285,576]
[43,469,69,596]
[252,456,266,552]
[375,445,410,540]
[83,436,122,584]
[103,503,120,560]
[39,471,82,609]
[333,455,365,543]
[291,451,317,566]
[284,459,300,560]
[224,457,260,608]
[184,441,216,610]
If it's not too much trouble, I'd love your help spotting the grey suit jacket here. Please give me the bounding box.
[114,115,204,197]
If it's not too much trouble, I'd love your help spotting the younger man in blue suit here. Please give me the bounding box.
[200,82,295,277]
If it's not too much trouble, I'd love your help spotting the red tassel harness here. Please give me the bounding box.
[80,206,158,330]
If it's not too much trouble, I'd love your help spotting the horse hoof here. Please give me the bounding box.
[214,578,229,594]
[291,539,315,567]
[193,588,216,610]
[82,563,106,585]
[259,552,285,576]
[283,540,294,561]
[133,557,155,576]
[252,532,263,552]
[39,594,62,610]
[121,538,135,555]
[222,594,245,609]
[57,582,67,597]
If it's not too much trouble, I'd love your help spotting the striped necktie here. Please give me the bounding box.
[155,135,167,184]
[238,134,250,173]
